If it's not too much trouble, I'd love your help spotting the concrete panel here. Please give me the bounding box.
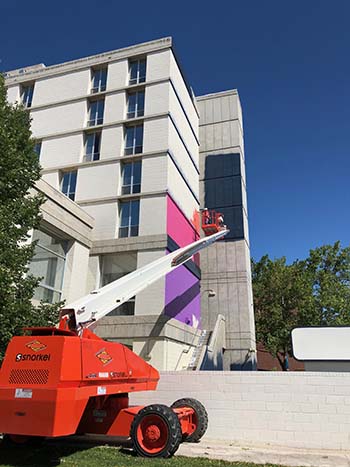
[33,69,90,106]
[99,126,123,159]
[61,241,90,302]
[135,250,165,316]
[168,123,199,196]
[143,117,169,153]
[41,171,60,190]
[40,133,83,169]
[6,85,20,104]
[75,162,119,201]
[139,196,167,236]
[141,154,167,193]
[167,159,199,221]
[145,81,170,116]
[81,202,118,241]
[146,49,171,82]
[107,59,129,89]
[104,91,126,123]
[169,52,199,137]
[30,100,87,136]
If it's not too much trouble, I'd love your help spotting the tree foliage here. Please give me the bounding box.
[0,74,59,361]
[252,242,350,370]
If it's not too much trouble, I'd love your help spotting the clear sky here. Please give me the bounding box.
[1,0,349,262]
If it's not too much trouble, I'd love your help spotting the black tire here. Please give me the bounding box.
[130,404,182,458]
[171,397,208,443]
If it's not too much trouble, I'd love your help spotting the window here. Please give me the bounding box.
[28,229,67,303]
[129,58,146,85]
[121,161,141,195]
[84,132,101,162]
[34,141,42,158]
[91,67,107,93]
[88,99,104,126]
[127,90,145,119]
[21,84,34,108]
[125,124,143,155]
[119,200,140,237]
[61,170,77,201]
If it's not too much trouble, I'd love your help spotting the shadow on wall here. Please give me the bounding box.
[205,153,244,240]
[138,283,200,361]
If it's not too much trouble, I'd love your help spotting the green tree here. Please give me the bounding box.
[252,242,350,370]
[0,74,59,361]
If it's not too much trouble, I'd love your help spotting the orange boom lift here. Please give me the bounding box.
[0,228,228,458]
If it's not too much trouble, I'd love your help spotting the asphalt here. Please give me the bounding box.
[177,438,350,467]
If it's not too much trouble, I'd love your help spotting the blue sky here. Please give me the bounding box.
[1,0,349,262]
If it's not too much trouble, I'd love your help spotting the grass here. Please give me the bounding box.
[0,442,291,467]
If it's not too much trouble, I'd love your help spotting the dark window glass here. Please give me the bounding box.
[127,91,145,119]
[21,84,34,108]
[61,170,77,201]
[91,68,107,93]
[88,99,104,126]
[125,125,143,155]
[34,141,42,158]
[119,200,140,237]
[85,132,101,161]
[129,59,146,85]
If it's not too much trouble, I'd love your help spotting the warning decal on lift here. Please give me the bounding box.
[15,388,33,399]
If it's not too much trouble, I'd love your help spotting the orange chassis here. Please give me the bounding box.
[0,326,206,457]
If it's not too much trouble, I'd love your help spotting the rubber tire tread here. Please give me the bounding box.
[130,404,182,458]
[171,397,208,443]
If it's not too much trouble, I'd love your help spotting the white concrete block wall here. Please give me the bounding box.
[100,126,123,159]
[30,101,87,136]
[146,50,171,82]
[41,171,60,190]
[169,52,199,138]
[104,91,126,123]
[145,82,170,116]
[61,240,90,302]
[75,162,119,201]
[141,155,167,193]
[135,250,165,316]
[107,60,129,89]
[40,134,83,169]
[81,202,118,240]
[131,371,350,450]
[167,159,199,220]
[33,69,90,106]
[168,123,199,197]
[139,196,166,236]
[143,117,169,153]
[169,87,199,164]
[6,85,20,104]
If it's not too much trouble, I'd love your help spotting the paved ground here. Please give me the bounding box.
[177,439,350,467]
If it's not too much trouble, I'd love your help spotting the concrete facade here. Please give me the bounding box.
[131,371,350,451]
[5,38,255,371]
[197,91,256,370]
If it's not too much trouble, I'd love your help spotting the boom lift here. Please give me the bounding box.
[0,228,228,458]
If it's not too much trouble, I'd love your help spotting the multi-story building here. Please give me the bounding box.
[5,37,256,371]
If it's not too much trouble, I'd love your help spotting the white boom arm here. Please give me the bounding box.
[61,229,228,331]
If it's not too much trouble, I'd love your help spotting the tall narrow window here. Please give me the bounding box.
[129,58,146,85]
[88,99,104,126]
[34,141,42,159]
[28,229,67,303]
[121,161,141,195]
[127,91,145,119]
[119,200,140,237]
[125,124,143,155]
[84,132,101,161]
[91,67,107,93]
[21,84,34,108]
[61,170,77,201]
